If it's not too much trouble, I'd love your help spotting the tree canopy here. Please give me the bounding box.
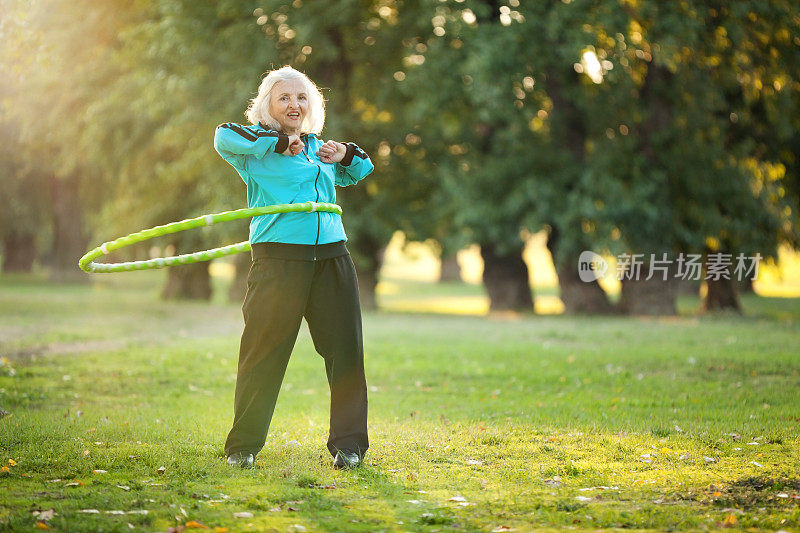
[1,0,797,313]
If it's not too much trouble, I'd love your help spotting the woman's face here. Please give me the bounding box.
[268,78,308,134]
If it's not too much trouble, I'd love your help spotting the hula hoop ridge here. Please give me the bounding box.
[78,202,341,273]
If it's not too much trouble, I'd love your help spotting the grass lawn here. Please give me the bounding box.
[1,271,799,532]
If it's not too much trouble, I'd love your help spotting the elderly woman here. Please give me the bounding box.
[213,66,373,469]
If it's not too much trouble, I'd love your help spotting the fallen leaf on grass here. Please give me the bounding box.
[214,528,228,533]
[703,456,716,464]
[106,511,125,515]
[722,514,738,527]
[184,521,208,529]
[156,466,166,474]
[449,496,467,502]
[34,522,49,530]
[749,461,764,467]
[233,512,253,519]
[116,485,131,491]
[78,510,100,514]
[32,509,55,522]
[679,453,691,460]
[66,480,84,487]
[777,493,789,498]
[720,508,744,515]
[92,470,107,474]
[0,466,10,474]
[8,459,17,467]
[575,496,593,502]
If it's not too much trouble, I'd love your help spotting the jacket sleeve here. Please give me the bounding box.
[334,142,375,186]
[214,123,290,170]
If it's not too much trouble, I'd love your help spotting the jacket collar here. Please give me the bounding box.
[259,123,312,139]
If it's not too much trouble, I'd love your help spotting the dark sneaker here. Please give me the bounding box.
[333,450,361,469]
[226,451,254,469]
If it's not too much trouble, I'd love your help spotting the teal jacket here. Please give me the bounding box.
[214,122,374,245]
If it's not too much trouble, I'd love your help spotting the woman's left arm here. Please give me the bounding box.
[317,140,375,186]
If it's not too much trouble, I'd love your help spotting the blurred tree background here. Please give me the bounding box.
[1,0,797,314]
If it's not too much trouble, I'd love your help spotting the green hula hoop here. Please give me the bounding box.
[78,202,342,274]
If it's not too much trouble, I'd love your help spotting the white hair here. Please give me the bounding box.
[245,66,325,135]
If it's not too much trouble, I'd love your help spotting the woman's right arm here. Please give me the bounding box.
[214,123,292,169]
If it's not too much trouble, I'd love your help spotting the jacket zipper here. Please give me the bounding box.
[302,135,321,260]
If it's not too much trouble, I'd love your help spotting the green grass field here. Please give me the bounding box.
[1,271,799,532]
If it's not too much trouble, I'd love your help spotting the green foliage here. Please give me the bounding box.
[1,0,798,299]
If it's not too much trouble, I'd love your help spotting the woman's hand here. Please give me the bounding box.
[283,135,305,156]
[317,140,347,163]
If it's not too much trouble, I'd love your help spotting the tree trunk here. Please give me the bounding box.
[49,174,89,283]
[704,278,741,312]
[228,251,251,302]
[702,250,742,312]
[546,225,614,314]
[480,243,534,313]
[161,261,212,300]
[738,276,754,294]
[2,231,37,272]
[618,261,679,316]
[349,233,384,311]
[356,263,379,311]
[677,278,701,295]
[544,59,615,315]
[439,245,462,283]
